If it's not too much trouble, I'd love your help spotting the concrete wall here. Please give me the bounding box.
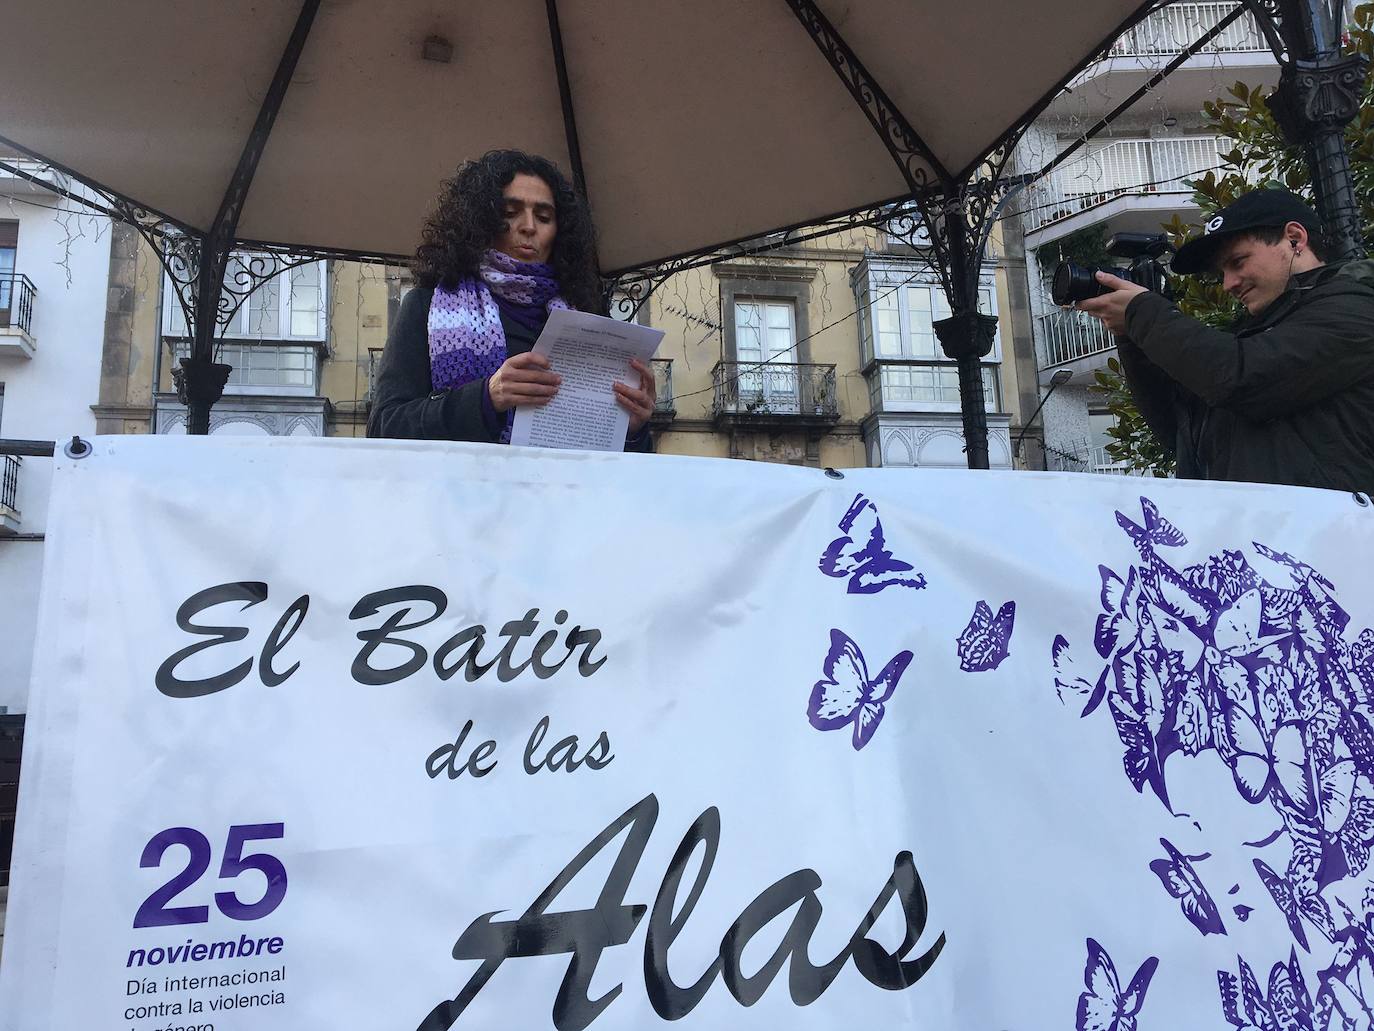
[0,202,111,712]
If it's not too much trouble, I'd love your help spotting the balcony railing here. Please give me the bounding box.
[652,358,675,422]
[0,714,23,887]
[1,454,19,516]
[1023,136,1230,234]
[1107,3,1267,58]
[712,361,838,423]
[0,156,72,189]
[1047,439,1140,476]
[1037,309,1116,368]
[0,274,36,337]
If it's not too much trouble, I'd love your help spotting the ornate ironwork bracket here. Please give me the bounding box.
[1267,54,1370,141]
[781,0,946,189]
[599,201,938,322]
[781,0,1032,468]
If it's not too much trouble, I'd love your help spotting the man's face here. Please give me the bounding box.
[1211,230,1298,315]
[494,173,557,265]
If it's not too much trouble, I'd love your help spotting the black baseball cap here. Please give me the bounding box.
[1171,188,1322,275]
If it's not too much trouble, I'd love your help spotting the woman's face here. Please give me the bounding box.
[494,173,557,264]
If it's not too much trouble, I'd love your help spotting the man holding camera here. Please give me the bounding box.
[1075,188,1374,493]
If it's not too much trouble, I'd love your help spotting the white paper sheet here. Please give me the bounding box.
[508,308,664,451]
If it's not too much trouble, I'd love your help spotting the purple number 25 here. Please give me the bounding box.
[134,823,287,928]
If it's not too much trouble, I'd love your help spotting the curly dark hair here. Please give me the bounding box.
[412,150,603,313]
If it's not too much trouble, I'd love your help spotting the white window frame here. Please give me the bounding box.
[733,297,802,413]
[162,255,328,343]
[168,339,319,397]
[858,270,1003,414]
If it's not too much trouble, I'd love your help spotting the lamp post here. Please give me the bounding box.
[1012,368,1074,469]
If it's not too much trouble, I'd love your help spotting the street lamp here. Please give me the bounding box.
[1012,369,1074,468]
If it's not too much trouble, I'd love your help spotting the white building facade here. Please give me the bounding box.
[0,159,115,712]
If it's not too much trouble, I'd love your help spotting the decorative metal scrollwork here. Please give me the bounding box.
[1268,54,1371,141]
[783,0,939,191]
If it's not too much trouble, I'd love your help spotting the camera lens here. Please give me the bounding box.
[1051,262,1102,306]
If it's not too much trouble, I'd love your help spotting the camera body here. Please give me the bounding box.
[1051,232,1175,306]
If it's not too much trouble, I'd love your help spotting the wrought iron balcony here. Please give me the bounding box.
[1037,309,1116,369]
[711,360,839,427]
[0,714,22,887]
[651,358,675,425]
[1106,2,1267,59]
[0,274,37,356]
[1023,136,1237,235]
[0,454,21,534]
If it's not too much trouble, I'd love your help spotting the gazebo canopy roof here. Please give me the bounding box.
[1,0,1150,271]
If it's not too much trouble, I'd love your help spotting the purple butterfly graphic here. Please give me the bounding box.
[1077,938,1158,1031]
[1149,837,1226,935]
[1053,635,1110,717]
[1254,857,1336,952]
[808,629,912,751]
[957,600,1015,672]
[819,494,926,595]
[1116,497,1218,631]
[1218,951,1314,1031]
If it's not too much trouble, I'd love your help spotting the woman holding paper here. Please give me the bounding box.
[367,150,656,450]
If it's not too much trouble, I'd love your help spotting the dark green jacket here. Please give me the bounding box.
[1119,260,1374,492]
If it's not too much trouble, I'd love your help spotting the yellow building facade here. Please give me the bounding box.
[101,219,1036,468]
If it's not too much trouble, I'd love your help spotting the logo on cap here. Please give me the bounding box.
[1206,215,1225,233]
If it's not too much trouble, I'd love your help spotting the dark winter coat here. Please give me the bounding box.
[1118,260,1374,493]
[367,286,652,452]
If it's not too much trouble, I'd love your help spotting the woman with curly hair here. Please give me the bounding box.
[368,150,656,449]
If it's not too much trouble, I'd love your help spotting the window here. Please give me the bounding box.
[169,340,318,396]
[861,282,999,362]
[0,221,16,319]
[870,364,1000,409]
[162,255,327,342]
[734,299,800,412]
[1088,409,1124,472]
[856,274,1002,414]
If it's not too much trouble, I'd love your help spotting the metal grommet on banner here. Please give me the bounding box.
[63,436,91,460]
[1355,491,1371,508]
[824,467,844,479]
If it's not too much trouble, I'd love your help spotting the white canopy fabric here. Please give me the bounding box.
[1,1,1151,272]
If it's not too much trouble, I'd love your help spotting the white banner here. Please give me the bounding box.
[3,436,1374,1031]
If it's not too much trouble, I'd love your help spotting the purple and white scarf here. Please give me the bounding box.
[428,249,571,440]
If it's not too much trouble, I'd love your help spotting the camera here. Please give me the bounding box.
[1051,232,1175,306]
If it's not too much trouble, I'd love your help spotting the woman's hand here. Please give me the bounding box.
[614,358,657,435]
[488,352,561,413]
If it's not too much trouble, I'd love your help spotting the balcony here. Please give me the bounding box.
[1047,439,1141,476]
[1036,309,1116,382]
[0,157,72,199]
[711,360,839,429]
[651,358,675,426]
[0,455,21,535]
[1047,3,1276,118]
[1023,136,1238,242]
[1107,3,1267,59]
[0,274,37,358]
[0,714,22,888]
